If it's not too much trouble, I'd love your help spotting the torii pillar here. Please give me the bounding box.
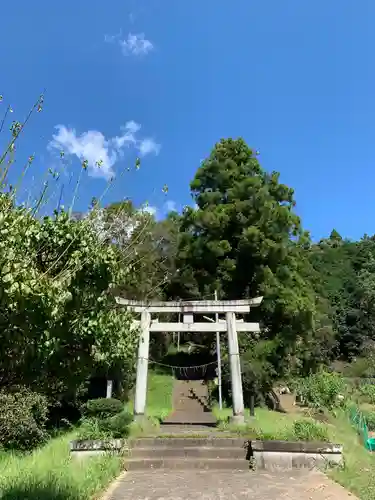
[226,311,245,424]
[134,310,151,420]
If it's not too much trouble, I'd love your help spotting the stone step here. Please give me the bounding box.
[125,457,250,471]
[130,437,249,448]
[162,417,216,424]
[162,411,216,426]
[173,404,205,412]
[130,446,248,459]
[158,425,223,435]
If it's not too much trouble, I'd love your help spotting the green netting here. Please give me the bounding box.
[349,406,375,451]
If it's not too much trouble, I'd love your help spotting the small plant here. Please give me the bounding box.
[82,398,124,419]
[292,419,329,442]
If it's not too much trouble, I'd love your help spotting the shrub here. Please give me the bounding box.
[100,412,133,438]
[343,357,375,378]
[292,419,329,442]
[296,371,346,410]
[82,398,124,419]
[358,384,375,405]
[0,388,48,450]
[360,409,375,431]
[77,412,132,440]
[77,418,111,440]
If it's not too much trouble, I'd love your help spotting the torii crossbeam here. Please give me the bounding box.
[116,297,263,424]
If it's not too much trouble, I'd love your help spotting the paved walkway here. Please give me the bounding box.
[105,470,357,499]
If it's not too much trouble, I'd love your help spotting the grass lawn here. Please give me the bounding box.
[145,370,174,420]
[213,406,330,440]
[127,369,174,436]
[326,411,375,500]
[0,433,122,500]
[214,406,297,433]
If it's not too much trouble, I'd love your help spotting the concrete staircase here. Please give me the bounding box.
[124,380,251,471]
[126,437,250,471]
[162,379,216,427]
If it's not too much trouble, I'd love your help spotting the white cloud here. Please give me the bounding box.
[123,120,141,134]
[112,121,139,149]
[165,200,177,213]
[121,33,153,56]
[105,32,154,57]
[138,138,160,156]
[49,121,160,180]
[104,33,119,43]
[141,205,157,216]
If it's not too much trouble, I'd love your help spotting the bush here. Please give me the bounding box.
[358,384,375,405]
[100,412,133,438]
[344,357,375,378]
[296,371,346,410]
[0,388,48,450]
[77,412,132,440]
[292,419,329,442]
[77,418,110,440]
[82,398,124,419]
[360,409,375,431]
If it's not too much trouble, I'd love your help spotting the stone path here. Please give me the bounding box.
[162,380,216,426]
[105,470,357,499]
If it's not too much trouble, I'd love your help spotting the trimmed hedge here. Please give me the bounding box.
[82,398,124,419]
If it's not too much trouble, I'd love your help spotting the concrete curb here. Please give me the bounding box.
[70,439,129,460]
[250,440,343,470]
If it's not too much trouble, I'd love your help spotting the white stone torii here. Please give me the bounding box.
[115,297,263,425]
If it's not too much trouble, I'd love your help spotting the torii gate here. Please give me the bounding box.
[116,297,263,425]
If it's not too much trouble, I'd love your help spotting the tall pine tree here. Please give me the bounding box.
[171,138,326,384]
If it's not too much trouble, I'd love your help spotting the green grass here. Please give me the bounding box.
[145,370,174,420]
[213,406,329,441]
[326,411,375,500]
[214,406,289,435]
[214,406,297,432]
[0,433,122,500]
[127,370,174,437]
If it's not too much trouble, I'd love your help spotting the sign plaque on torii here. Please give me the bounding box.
[116,297,263,425]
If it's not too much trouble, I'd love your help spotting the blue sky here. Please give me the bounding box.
[1,0,375,240]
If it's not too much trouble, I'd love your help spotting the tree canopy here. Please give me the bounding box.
[0,194,137,403]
